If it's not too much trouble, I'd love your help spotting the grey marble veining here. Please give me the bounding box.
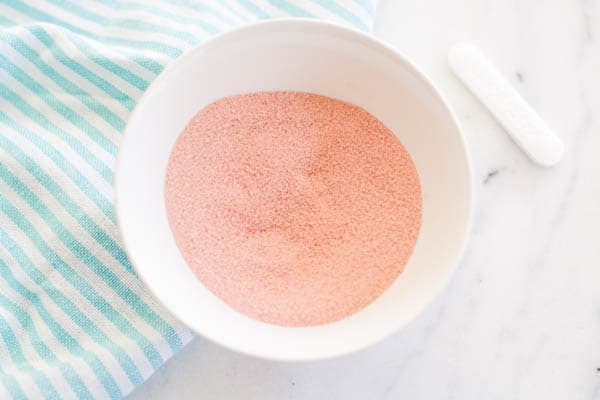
[129,0,600,398]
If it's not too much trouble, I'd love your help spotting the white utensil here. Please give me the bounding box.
[448,42,563,167]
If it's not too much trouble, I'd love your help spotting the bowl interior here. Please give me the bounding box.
[116,20,472,361]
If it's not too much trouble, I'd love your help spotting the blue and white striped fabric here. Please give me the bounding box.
[0,0,377,398]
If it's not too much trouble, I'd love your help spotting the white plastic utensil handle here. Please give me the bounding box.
[448,43,564,167]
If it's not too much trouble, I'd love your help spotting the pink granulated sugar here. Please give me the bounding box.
[165,92,422,326]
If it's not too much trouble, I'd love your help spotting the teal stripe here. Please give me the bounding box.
[109,18,207,41]
[0,83,114,185]
[5,0,183,57]
[0,199,144,386]
[267,0,314,17]
[27,25,137,112]
[100,0,237,31]
[210,0,255,22]
[0,133,184,352]
[0,292,93,399]
[0,164,181,354]
[0,15,14,26]
[40,21,165,76]
[351,0,374,15]
[0,316,61,399]
[0,219,143,385]
[0,362,28,400]
[0,110,114,222]
[0,164,165,368]
[0,258,121,399]
[313,0,368,30]
[234,0,271,18]
[69,33,165,75]
[0,135,127,269]
[86,0,224,36]
[54,30,153,89]
[46,0,209,41]
[0,53,119,155]
[166,0,242,26]
[126,55,164,74]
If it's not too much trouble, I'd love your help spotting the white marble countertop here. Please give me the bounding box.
[130,0,600,398]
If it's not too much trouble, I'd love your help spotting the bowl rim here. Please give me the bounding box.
[114,18,474,362]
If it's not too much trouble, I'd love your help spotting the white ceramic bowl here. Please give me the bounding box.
[115,19,472,361]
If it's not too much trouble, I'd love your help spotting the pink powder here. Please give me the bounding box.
[165,92,422,326]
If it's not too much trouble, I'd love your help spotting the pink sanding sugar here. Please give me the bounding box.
[165,92,422,326]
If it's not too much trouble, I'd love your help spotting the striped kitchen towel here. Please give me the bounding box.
[0,0,377,399]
